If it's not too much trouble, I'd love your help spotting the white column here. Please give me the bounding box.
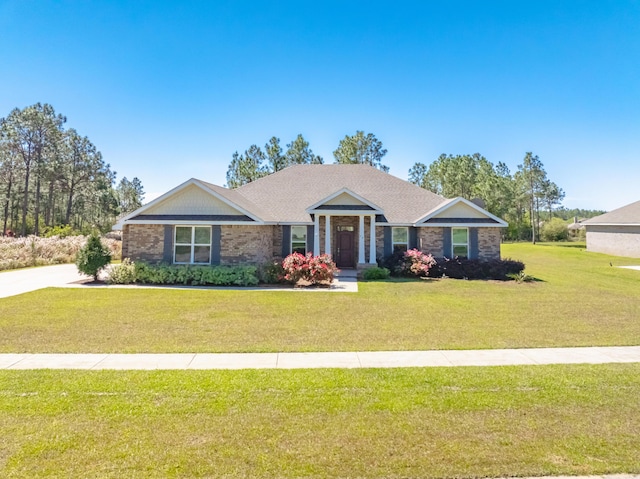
[324,215,331,256]
[313,214,320,256]
[358,215,365,264]
[369,215,376,264]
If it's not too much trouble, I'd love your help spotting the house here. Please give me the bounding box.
[114,164,508,269]
[567,216,585,239]
[583,200,640,258]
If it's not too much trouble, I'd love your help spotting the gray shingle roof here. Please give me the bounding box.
[234,164,447,224]
[198,179,277,222]
[583,200,640,225]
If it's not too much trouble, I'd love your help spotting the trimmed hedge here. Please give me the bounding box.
[108,262,259,286]
[427,257,525,280]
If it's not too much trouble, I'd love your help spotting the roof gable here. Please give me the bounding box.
[415,197,508,227]
[306,188,383,214]
[144,183,244,216]
[114,178,265,228]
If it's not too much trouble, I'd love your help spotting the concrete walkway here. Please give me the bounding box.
[2,346,639,370]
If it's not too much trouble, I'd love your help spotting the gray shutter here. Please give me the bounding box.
[211,225,221,265]
[443,227,452,258]
[383,226,392,257]
[409,227,418,250]
[469,227,478,259]
[306,225,314,255]
[163,225,174,263]
[282,225,291,257]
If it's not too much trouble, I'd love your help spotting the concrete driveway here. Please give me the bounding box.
[0,264,89,299]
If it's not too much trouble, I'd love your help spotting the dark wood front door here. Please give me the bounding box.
[336,231,355,267]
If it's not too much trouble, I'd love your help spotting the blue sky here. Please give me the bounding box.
[1,0,638,210]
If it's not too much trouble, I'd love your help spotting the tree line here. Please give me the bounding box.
[226,130,388,188]
[0,103,145,236]
[409,152,566,242]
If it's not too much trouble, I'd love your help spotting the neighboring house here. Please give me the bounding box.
[583,200,640,258]
[567,216,585,239]
[114,164,507,270]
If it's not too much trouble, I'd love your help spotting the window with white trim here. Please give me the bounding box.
[392,227,408,252]
[174,226,211,264]
[452,227,468,258]
[291,226,307,255]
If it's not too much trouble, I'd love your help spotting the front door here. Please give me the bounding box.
[336,231,355,267]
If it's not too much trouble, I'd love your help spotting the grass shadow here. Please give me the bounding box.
[537,242,586,249]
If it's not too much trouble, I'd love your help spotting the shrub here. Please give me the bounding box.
[404,249,436,277]
[363,266,390,280]
[428,257,525,281]
[43,224,78,238]
[110,262,260,287]
[541,218,569,242]
[507,271,535,283]
[381,248,436,277]
[107,258,137,284]
[257,261,285,284]
[281,253,339,286]
[75,233,112,281]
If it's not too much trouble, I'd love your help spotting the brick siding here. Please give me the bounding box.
[417,227,445,258]
[122,222,503,266]
[220,225,274,265]
[121,224,165,262]
[477,227,501,260]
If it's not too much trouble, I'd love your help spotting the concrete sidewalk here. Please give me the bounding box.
[506,476,639,479]
[2,346,639,370]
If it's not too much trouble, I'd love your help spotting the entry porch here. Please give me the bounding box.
[311,214,379,269]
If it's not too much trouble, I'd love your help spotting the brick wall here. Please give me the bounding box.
[220,225,274,265]
[122,224,165,262]
[418,227,445,257]
[122,223,503,265]
[477,227,501,260]
[272,225,283,260]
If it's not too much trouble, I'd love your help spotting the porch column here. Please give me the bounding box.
[358,215,365,263]
[324,215,331,256]
[369,215,376,264]
[313,214,320,256]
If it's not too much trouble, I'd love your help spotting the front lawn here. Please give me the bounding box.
[0,243,638,353]
[1,364,639,478]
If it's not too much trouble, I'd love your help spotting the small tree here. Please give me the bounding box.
[76,233,111,281]
[540,217,569,242]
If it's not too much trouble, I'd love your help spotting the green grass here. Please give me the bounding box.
[1,364,639,478]
[0,242,638,353]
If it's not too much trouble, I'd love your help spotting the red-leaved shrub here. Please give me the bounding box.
[282,253,339,286]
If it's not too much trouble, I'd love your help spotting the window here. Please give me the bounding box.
[337,226,354,232]
[392,227,408,252]
[452,228,468,258]
[174,226,211,264]
[291,226,307,254]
